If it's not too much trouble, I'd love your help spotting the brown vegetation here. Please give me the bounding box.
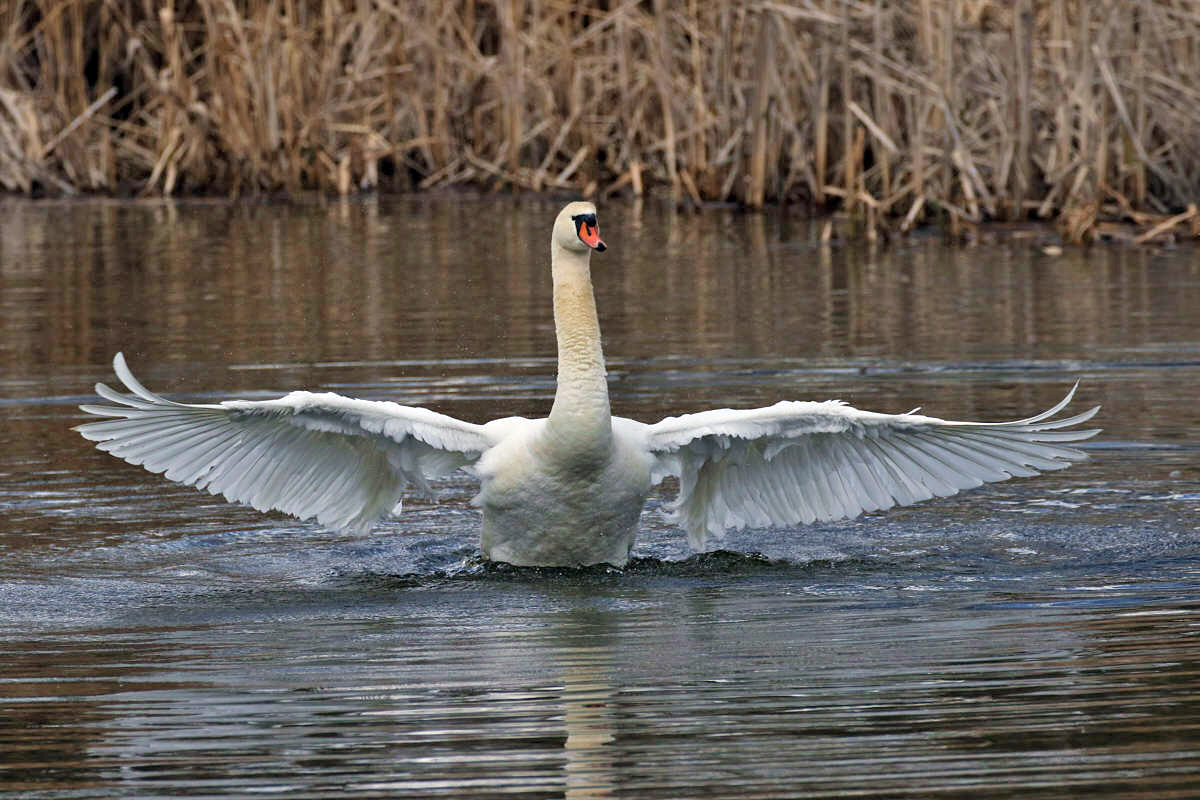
[1,0,1198,241]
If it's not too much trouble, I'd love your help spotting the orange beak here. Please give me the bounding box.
[578,221,607,251]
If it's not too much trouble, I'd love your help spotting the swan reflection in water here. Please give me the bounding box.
[76,202,1100,567]
[562,646,617,799]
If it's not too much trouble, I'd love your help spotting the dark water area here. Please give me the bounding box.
[1,195,1198,798]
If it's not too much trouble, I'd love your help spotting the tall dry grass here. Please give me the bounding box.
[2,0,1199,240]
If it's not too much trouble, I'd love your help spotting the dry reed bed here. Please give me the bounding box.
[2,0,1198,242]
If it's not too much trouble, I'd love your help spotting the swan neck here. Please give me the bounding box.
[548,244,610,436]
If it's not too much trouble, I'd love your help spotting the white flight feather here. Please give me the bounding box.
[75,352,495,533]
[644,382,1100,548]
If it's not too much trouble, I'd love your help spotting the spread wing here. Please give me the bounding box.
[645,384,1101,549]
[75,353,495,533]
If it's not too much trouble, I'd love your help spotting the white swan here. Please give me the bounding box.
[76,201,1101,567]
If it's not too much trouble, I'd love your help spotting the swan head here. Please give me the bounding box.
[554,201,607,255]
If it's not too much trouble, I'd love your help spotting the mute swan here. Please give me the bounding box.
[76,201,1101,567]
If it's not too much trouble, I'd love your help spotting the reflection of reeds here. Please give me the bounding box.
[1,1,1198,239]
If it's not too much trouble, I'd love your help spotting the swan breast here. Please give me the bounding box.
[475,417,654,567]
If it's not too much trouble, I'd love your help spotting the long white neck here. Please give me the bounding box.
[547,243,611,442]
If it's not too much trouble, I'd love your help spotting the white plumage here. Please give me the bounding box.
[77,202,1100,567]
[645,393,1097,548]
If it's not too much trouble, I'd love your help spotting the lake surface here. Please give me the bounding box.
[1,195,1198,798]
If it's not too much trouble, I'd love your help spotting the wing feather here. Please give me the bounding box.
[790,446,822,524]
[901,433,995,486]
[821,437,860,518]
[76,353,494,533]
[874,432,964,496]
[857,433,932,506]
[915,431,1034,479]
[646,385,1101,548]
[840,436,891,512]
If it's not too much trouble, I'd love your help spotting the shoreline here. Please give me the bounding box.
[2,187,1195,248]
[3,1,1198,244]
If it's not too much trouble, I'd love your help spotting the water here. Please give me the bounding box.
[2,195,1199,798]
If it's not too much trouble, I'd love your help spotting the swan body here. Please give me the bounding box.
[76,202,1101,567]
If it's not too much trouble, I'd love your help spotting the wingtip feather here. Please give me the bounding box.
[113,352,165,404]
[1010,381,1079,425]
